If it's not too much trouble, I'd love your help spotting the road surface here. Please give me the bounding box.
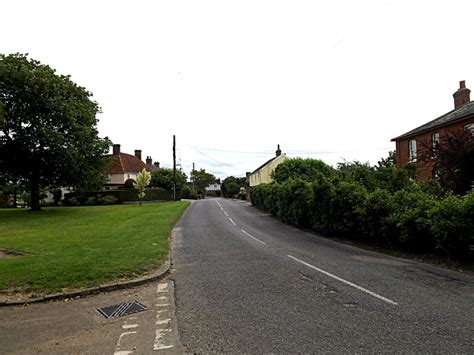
[172,198,474,353]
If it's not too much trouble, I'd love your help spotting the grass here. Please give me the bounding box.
[0,201,189,295]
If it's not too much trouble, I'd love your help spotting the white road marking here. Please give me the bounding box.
[223,211,229,216]
[228,218,237,226]
[157,296,167,300]
[114,351,133,355]
[287,255,398,305]
[241,229,266,245]
[115,331,137,352]
[156,303,170,307]
[156,319,171,325]
[157,283,168,292]
[154,329,174,351]
[122,324,138,329]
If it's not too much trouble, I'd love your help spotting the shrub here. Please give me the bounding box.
[363,189,397,245]
[67,197,79,206]
[85,196,97,205]
[430,192,474,259]
[102,195,118,205]
[123,178,135,189]
[181,186,192,199]
[276,179,312,227]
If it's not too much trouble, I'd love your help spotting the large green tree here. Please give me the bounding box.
[191,168,216,195]
[150,167,187,192]
[222,176,247,197]
[0,53,111,210]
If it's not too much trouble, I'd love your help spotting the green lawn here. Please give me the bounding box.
[0,202,189,295]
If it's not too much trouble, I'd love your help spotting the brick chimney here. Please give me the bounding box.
[146,156,152,165]
[453,80,471,109]
[113,144,121,155]
[154,161,160,168]
[275,144,281,157]
[134,150,142,161]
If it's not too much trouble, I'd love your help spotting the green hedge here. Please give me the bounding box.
[64,188,174,206]
[251,180,474,260]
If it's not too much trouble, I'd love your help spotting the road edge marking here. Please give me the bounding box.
[287,254,398,305]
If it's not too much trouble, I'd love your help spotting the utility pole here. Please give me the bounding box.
[173,135,176,201]
[192,162,195,193]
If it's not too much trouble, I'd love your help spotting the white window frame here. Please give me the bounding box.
[408,139,417,162]
[432,132,440,147]
[465,123,474,135]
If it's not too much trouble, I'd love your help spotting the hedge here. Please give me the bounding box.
[64,187,174,206]
[251,180,474,260]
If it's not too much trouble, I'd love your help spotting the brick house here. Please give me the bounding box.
[391,81,474,180]
[105,144,159,189]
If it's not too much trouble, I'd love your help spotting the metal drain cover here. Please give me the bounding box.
[97,300,148,319]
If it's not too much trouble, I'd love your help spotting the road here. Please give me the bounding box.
[172,198,474,353]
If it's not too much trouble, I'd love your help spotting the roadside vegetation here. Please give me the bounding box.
[0,202,189,295]
[251,153,474,261]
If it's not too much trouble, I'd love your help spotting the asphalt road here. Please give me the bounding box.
[172,198,474,353]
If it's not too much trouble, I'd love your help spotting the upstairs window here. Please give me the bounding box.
[465,123,474,135]
[432,132,440,147]
[409,139,417,162]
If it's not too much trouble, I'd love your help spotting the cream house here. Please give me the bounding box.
[249,145,288,187]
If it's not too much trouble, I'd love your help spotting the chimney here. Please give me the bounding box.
[134,150,142,161]
[113,144,121,155]
[146,156,152,165]
[453,80,471,109]
[154,161,160,168]
[275,144,281,157]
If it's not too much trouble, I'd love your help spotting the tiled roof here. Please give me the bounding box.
[391,101,474,141]
[106,153,149,174]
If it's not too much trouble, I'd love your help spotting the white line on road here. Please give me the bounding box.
[223,211,229,216]
[228,218,237,226]
[287,255,398,306]
[241,229,266,245]
[121,324,138,329]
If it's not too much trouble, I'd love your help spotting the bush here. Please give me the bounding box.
[430,192,474,259]
[102,195,118,205]
[64,188,172,206]
[85,196,97,205]
[67,197,79,206]
[181,186,192,199]
[363,189,397,245]
[123,179,135,189]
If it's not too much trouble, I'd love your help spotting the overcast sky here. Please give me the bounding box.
[2,0,474,178]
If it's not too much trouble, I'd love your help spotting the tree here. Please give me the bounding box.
[133,168,151,206]
[272,158,335,184]
[222,176,247,198]
[190,168,216,195]
[422,129,474,195]
[0,53,111,210]
[150,167,187,192]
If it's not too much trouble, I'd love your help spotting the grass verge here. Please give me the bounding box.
[0,201,189,295]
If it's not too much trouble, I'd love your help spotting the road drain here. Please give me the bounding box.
[97,300,148,319]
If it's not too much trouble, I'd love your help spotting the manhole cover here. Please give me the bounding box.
[97,300,148,319]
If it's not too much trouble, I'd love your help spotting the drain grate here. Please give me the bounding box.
[97,300,148,319]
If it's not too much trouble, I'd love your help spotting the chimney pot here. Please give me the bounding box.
[146,156,152,165]
[134,150,142,161]
[453,80,471,109]
[154,161,160,168]
[276,144,282,157]
[113,144,121,155]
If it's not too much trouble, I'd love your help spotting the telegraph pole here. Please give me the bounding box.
[173,135,176,201]
[192,162,195,193]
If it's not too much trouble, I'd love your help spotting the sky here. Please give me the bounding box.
[2,0,474,178]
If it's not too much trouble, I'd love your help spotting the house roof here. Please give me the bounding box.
[106,153,149,174]
[391,101,474,141]
[251,155,286,174]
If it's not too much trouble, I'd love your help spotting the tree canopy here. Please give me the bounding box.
[150,167,187,192]
[271,158,335,184]
[191,168,216,194]
[222,176,247,197]
[0,53,111,210]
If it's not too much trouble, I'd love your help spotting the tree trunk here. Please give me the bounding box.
[13,186,17,208]
[30,169,41,211]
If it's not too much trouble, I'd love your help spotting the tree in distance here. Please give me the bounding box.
[150,167,187,192]
[191,168,216,195]
[0,53,111,210]
[133,168,151,206]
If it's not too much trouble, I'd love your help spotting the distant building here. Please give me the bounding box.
[249,145,288,187]
[205,183,221,192]
[391,81,474,180]
[105,144,156,189]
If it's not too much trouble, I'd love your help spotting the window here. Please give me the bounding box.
[465,123,474,135]
[432,132,440,147]
[408,139,417,162]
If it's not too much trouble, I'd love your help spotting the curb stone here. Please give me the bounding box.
[0,258,170,307]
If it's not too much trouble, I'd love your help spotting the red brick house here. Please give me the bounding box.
[391,81,474,180]
[105,144,159,189]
